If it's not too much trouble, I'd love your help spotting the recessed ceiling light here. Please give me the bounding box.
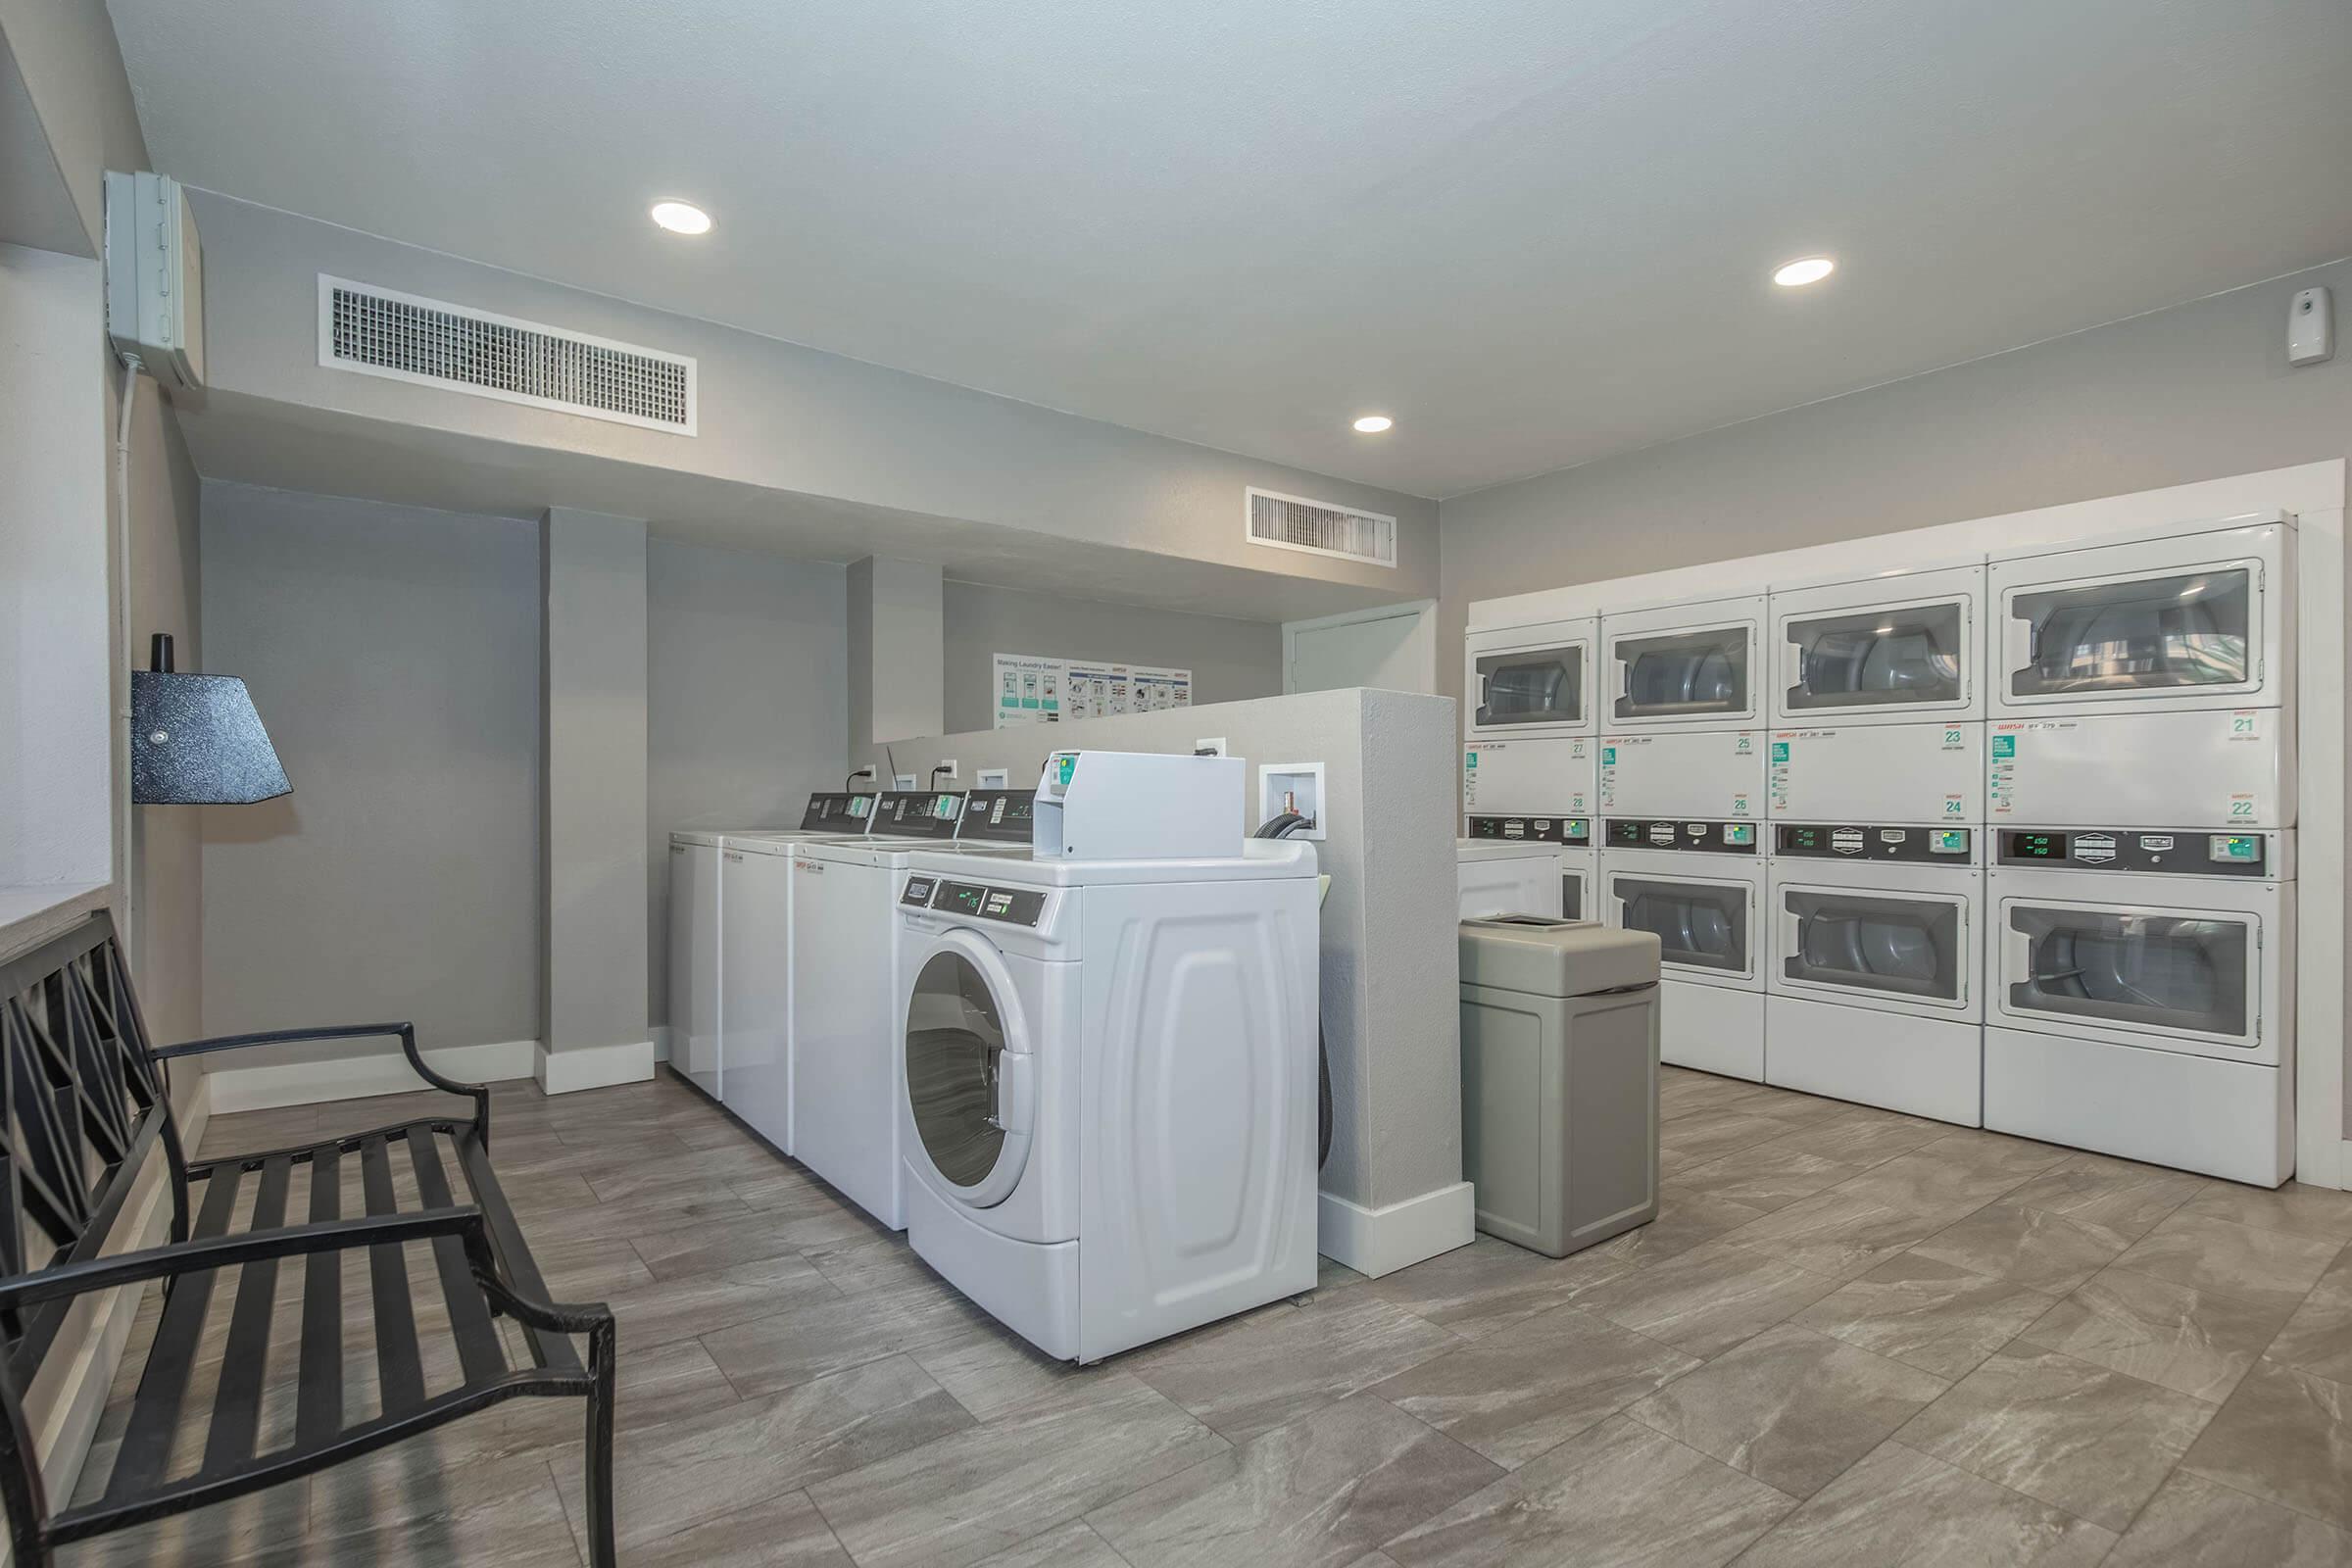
[1352,415,1395,434]
[650,200,712,236]
[1773,256,1836,287]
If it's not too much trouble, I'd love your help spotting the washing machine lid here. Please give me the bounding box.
[904,935,1035,1207]
[905,838,1315,886]
[671,829,723,848]
[1457,838,1566,863]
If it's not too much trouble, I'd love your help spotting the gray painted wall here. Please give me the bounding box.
[647,540,848,1028]
[861,688,1462,1212]
[178,190,1439,603]
[199,481,542,1064]
[1439,258,2352,1138]
[940,579,1286,736]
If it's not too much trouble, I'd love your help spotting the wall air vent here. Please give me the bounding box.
[318,276,696,434]
[1246,487,1396,568]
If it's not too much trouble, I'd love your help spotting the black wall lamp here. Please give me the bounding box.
[130,633,290,805]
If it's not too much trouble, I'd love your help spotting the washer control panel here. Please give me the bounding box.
[956,789,1038,843]
[1777,823,1973,862]
[1996,828,2271,875]
[901,875,1048,925]
[1603,818,1759,855]
[1466,814,1591,845]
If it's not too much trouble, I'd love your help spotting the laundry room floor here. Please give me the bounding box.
[64,1066,2352,1568]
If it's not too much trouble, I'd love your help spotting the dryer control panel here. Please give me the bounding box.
[1603,818,1759,854]
[1777,823,1973,862]
[1996,827,2274,875]
[1466,814,1590,845]
[901,875,1048,926]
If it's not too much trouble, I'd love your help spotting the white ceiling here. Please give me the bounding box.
[109,0,2352,499]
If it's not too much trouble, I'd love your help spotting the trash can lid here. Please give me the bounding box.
[1459,916,1662,998]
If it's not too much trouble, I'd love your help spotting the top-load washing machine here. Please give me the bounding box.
[667,829,727,1100]
[790,788,1004,1228]
[1464,615,1598,864]
[897,752,1321,1362]
[1987,514,2295,829]
[1457,837,1565,920]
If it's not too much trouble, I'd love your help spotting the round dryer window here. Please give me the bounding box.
[905,950,1018,1190]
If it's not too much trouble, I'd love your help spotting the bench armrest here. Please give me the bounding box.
[0,1208,492,1314]
[156,1022,492,1141]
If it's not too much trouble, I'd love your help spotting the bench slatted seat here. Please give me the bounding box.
[0,913,616,1566]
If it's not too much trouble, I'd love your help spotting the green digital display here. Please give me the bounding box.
[2012,832,2067,859]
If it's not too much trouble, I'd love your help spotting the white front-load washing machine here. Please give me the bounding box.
[1598,819,1766,1081]
[1457,836,1564,920]
[1983,824,2294,1187]
[1986,514,2296,830]
[1765,823,1984,1125]
[1601,592,1766,730]
[895,838,1322,1361]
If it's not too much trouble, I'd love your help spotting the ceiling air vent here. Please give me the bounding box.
[318,276,696,434]
[1246,487,1396,568]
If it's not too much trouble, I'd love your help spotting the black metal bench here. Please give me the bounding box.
[0,913,616,1566]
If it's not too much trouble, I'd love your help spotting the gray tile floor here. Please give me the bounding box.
[62,1065,2352,1567]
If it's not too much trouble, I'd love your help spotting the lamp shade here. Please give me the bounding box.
[130,636,290,805]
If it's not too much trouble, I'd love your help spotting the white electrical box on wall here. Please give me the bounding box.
[2288,286,2333,367]
[103,171,206,390]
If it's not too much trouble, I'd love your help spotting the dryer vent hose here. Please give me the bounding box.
[1252,810,1332,1170]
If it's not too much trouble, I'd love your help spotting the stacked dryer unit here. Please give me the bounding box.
[1462,613,1597,917]
[1982,514,2296,1185]
[1763,563,1986,1123]
[1592,592,1769,1080]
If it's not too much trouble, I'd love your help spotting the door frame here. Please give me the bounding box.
[1283,600,1438,695]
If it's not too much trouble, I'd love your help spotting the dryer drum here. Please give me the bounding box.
[1789,900,1953,1000]
[2012,911,2248,1036]
[2014,570,2249,695]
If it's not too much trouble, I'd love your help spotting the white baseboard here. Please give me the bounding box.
[1318,1180,1476,1278]
[535,1037,656,1096]
[203,1039,538,1114]
[652,1024,675,1063]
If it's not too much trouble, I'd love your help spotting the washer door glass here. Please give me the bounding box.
[1784,890,1961,1002]
[1475,646,1583,728]
[2009,569,2250,698]
[905,949,1018,1189]
[1615,630,1748,721]
[1617,877,1747,973]
[2006,906,2250,1040]
[1784,603,1964,711]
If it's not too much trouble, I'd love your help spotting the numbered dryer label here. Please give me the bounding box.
[2229,710,2262,742]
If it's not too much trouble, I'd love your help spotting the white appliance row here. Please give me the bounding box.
[1463,514,2297,832]
[1584,823,2292,1186]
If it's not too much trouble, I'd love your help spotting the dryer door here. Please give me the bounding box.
[904,935,1035,1207]
[1777,884,1970,1012]
[1781,597,1969,718]
[1995,898,2260,1056]
[1610,872,1756,983]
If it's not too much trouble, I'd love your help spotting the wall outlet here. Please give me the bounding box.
[1194,737,1229,757]
[936,758,958,779]
[1257,761,1327,840]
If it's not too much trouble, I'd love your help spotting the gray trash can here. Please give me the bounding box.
[1459,916,1662,1258]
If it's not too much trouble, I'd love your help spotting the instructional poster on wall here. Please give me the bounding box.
[994,654,1191,727]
